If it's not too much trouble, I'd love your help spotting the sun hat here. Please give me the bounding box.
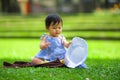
[65,37,88,68]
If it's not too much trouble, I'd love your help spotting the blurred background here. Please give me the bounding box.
[0,1,120,79]
[0,0,120,40]
[0,0,120,15]
[0,0,120,14]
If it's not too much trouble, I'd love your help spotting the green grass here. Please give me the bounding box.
[0,39,120,80]
[0,13,120,30]
[0,12,120,80]
[0,13,120,39]
[0,31,119,39]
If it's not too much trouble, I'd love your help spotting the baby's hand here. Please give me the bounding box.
[42,42,50,49]
[40,37,50,49]
[64,41,72,48]
[68,41,72,47]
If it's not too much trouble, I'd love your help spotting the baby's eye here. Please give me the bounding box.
[58,27,62,29]
[59,27,62,29]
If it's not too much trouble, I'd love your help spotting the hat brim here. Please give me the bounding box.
[65,37,88,68]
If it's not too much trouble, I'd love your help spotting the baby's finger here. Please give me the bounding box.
[46,42,50,46]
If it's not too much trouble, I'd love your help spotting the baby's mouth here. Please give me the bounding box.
[56,33,60,35]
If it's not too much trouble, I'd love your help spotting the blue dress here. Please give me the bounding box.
[35,34,66,61]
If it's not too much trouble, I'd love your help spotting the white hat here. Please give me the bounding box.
[65,37,88,68]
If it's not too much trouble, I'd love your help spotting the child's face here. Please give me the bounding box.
[47,22,62,37]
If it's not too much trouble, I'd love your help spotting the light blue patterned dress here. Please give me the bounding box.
[35,34,66,61]
[34,34,87,68]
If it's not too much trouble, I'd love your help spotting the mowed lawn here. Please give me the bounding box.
[0,12,120,39]
[0,12,120,80]
[0,39,119,80]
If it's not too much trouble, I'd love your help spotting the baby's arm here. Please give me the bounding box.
[63,37,71,48]
[40,36,50,50]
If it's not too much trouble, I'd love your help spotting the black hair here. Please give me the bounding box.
[45,14,62,29]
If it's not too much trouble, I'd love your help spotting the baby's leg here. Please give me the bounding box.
[32,58,44,64]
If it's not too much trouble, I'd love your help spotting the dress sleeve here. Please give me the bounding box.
[40,34,47,40]
[61,35,67,44]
